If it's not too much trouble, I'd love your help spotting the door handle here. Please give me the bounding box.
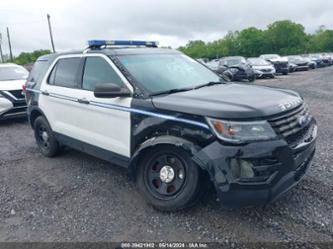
[77,98,90,104]
[41,90,49,96]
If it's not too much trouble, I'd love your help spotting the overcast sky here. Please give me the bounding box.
[1,0,333,55]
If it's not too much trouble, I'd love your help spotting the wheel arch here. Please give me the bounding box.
[128,135,202,177]
[29,107,47,129]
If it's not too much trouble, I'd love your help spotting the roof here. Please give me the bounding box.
[36,47,179,62]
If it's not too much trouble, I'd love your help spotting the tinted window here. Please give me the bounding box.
[28,60,49,84]
[49,58,81,88]
[82,57,123,91]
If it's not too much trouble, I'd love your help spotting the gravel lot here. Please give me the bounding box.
[0,66,332,243]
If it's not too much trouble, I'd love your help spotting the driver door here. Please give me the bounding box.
[73,54,133,158]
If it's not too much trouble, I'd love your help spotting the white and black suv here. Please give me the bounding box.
[26,40,317,211]
[0,63,28,120]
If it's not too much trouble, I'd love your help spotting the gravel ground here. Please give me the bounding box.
[0,66,332,243]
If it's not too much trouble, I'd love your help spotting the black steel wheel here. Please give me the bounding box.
[137,145,202,211]
[34,116,61,157]
[146,154,186,199]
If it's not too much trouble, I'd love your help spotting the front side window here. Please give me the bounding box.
[82,57,124,91]
[118,53,220,95]
[48,57,81,88]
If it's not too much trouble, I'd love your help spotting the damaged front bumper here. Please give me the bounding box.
[193,122,317,207]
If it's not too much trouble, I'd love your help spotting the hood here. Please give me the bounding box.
[0,80,25,91]
[252,65,275,70]
[291,59,308,65]
[230,63,251,70]
[152,83,302,119]
[268,57,288,63]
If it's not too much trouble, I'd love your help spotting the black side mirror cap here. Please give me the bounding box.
[94,84,132,98]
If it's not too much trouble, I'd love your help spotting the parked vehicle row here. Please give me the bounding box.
[203,52,333,82]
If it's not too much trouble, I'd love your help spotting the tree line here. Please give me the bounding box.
[13,49,51,65]
[178,20,333,60]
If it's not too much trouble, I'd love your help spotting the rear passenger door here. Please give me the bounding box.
[73,54,133,158]
[39,56,85,141]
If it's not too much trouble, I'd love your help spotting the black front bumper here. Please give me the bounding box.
[193,121,317,207]
[233,70,255,81]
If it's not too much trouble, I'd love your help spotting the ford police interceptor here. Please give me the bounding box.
[25,40,317,211]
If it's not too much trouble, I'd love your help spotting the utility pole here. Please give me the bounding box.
[47,14,56,53]
[0,33,4,63]
[6,27,13,62]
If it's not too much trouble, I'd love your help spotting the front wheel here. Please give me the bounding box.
[136,145,202,211]
[34,116,61,157]
[248,75,255,82]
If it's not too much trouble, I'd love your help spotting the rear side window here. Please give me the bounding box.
[28,60,49,86]
[82,57,124,91]
[48,58,81,88]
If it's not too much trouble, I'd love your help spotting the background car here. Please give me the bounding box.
[260,54,289,75]
[308,54,329,67]
[205,59,220,72]
[301,56,317,69]
[321,53,333,65]
[219,56,256,82]
[302,54,325,67]
[287,56,310,71]
[0,63,29,120]
[247,57,276,78]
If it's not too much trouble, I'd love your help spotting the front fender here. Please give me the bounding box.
[128,135,201,177]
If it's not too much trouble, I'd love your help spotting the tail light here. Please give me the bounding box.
[22,82,27,96]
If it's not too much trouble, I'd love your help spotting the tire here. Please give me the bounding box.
[283,71,289,75]
[34,116,61,157]
[248,75,255,82]
[270,74,275,78]
[136,145,202,211]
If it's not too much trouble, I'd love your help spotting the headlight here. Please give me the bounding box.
[206,118,277,143]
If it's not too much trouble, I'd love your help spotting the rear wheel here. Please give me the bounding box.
[34,116,61,157]
[136,145,202,211]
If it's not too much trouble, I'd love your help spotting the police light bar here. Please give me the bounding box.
[88,40,158,48]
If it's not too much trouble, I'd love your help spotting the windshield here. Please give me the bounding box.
[247,58,271,66]
[220,58,246,66]
[0,66,28,81]
[118,53,221,95]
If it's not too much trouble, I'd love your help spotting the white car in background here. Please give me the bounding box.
[247,57,276,78]
[0,63,28,120]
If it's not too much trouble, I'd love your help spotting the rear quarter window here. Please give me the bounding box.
[28,60,51,88]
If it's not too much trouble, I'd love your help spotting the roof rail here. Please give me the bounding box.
[87,40,159,49]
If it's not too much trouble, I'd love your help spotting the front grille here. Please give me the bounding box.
[9,90,25,99]
[297,63,308,66]
[261,69,272,72]
[269,104,312,146]
[274,62,288,69]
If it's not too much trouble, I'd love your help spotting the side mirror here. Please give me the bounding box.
[94,84,132,98]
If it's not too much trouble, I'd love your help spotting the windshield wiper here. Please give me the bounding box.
[194,81,223,90]
[150,87,194,97]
